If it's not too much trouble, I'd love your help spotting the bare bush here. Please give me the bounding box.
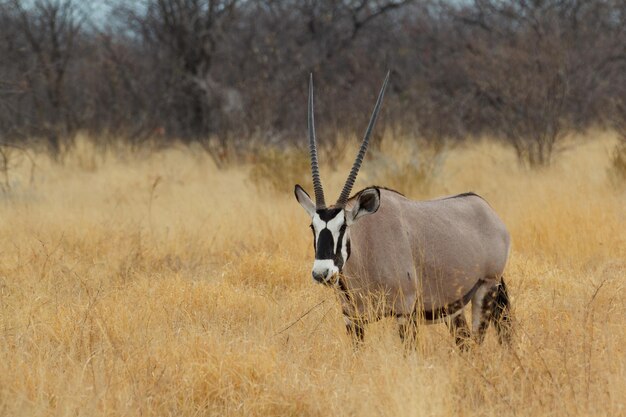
[609,141,626,187]
[0,142,36,192]
[364,138,447,198]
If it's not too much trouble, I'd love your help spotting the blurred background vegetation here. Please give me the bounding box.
[0,0,624,170]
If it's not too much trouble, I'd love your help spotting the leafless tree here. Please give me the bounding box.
[2,0,83,154]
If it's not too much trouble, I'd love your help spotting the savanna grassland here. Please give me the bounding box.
[0,133,624,417]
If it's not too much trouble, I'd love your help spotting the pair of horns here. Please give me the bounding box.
[308,71,389,209]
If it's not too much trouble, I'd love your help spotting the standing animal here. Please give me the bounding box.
[294,73,512,347]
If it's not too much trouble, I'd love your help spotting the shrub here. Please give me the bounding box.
[248,147,310,194]
[364,138,446,198]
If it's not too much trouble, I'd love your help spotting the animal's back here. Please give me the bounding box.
[345,189,510,314]
[412,192,510,279]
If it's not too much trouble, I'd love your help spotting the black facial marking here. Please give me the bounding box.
[316,208,343,221]
[315,228,335,260]
[312,208,349,271]
[334,223,347,270]
[310,224,316,251]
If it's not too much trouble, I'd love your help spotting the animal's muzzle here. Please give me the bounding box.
[311,259,338,284]
[312,269,328,283]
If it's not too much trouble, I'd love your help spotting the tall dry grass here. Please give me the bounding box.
[0,133,624,416]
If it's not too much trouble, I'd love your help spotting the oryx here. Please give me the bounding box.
[294,73,512,347]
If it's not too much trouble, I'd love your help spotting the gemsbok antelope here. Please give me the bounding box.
[295,73,512,347]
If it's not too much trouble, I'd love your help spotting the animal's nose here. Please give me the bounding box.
[312,269,328,283]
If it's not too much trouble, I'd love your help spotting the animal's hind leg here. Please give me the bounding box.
[492,278,512,345]
[471,281,496,344]
[447,311,471,350]
[472,279,512,345]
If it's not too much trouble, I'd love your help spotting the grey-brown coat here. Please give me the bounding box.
[295,73,512,347]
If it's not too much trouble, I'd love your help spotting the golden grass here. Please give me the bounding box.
[0,133,624,416]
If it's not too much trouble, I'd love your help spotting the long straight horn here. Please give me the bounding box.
[308,74,326,209]
[336,71,390,207]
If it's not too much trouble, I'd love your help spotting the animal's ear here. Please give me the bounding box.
[347,188,380,225]
[294,184,316,217]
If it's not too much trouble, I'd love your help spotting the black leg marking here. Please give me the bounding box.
[337,277,351,303]
[476,286,497,344]
[448,313,471,351]
[346,319,364,344]
[475,278,512,345]
[422,280,481,321]
[492,278,512,345]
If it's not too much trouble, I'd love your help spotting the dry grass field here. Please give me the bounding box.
[0,132,624,417]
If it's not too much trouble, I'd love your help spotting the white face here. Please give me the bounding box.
[310,210,349,284]
[294,185,380,285]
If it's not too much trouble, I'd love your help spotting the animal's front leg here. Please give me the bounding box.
[397,313,418,350]
[344,315,364,344]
